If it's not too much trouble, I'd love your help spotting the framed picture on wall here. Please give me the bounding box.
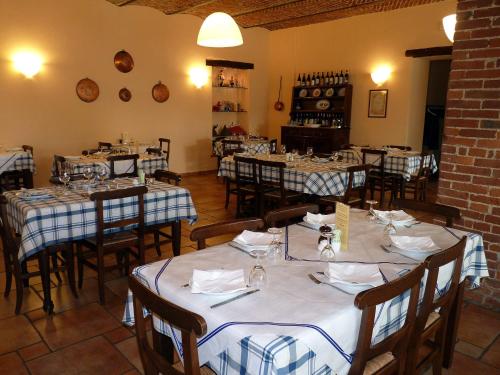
[368,89,388,118]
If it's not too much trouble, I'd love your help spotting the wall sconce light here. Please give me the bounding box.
[12,51,43,79]
[442,14,457,43]
[371,66,391,86]
[189,67,209,88]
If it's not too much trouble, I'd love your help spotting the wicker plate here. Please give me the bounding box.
[152,81,169,103]
[76,78,99,103]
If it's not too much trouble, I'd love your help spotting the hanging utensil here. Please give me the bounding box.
[274,76,284,111]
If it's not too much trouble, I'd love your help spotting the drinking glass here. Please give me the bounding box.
[306,147,314,158]
[280,145,286,155]
[383,212,397,245]
[96,166,107,185]
[249,250,267,288]
[58,170,71,191]
[319,226,336,274]
[83,167,94,185]
[366,199,378,221]
[331,152,339,162]
[267,227,283,264]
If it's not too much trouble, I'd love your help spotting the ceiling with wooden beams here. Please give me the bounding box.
[106,0,444,31]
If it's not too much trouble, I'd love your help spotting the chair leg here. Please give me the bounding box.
[51,253,63,283]
[77,243,84,289]
[64,245,78,299]
[96,248,105,305]
[154,230,161,256]
[3,254,12,297]
[20,261,29,288]
[38,252,53,313]
[224,178,230,209]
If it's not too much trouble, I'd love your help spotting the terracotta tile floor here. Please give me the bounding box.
[0,173,498,374]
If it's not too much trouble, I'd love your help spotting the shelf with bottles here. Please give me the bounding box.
[295,70,350,88]
[289,112,347,128]
[212,100,246,113]
[212,85,248,89]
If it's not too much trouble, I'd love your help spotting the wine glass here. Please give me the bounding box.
[83,167,94,185]
[383,212,397,245]
[267,227,283,264]
[249,250,267,288]
[366,199,378,221]
[280,144,286,155]
[319,225,336,275]
[306,147,314,159]
[331,152,339,162]
[58,170,71,191]
[96,166,107,186]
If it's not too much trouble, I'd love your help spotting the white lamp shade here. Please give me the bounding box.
[197,12,243,48]
[442,14,457,43]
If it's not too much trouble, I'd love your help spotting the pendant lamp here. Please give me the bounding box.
[197,12,243,48]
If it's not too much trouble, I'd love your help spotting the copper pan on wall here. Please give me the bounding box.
[76,78,99,103]
[114,50,134,73]
[119,87,132,102]
[152,81,169,103]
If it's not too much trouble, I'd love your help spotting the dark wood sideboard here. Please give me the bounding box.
[281,126,350,153]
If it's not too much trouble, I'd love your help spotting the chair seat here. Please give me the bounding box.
[82,230,138,248]
[425,311,440,329]
[363,352,395,375]
[173,362,216,374]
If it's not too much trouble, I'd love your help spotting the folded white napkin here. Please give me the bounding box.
[373,210,414,225]
[390,235,440,252]
[191,269,246,294]
[305,212,336,226]
[233,230,274,251]
[326,263,384,286]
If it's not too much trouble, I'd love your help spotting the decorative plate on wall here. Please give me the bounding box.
[119,87,132,102]
[114,50,134,73]
[152,81,169,103]
[312,88,322,97]
[76,78,99,103]
[298,88,308,98]
[316,99,330,110]
[325,88,334,97]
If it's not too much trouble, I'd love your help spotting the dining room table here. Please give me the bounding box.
[339,147,438,181]
[52,152,168,178]
[122,208,488,374]
[4,177,197,312]
[0,147,35,188]
[219,153,365,197]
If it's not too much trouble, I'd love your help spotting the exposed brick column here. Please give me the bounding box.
[438,0,500,309]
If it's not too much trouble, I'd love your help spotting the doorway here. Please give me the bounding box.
[422,59,451,178]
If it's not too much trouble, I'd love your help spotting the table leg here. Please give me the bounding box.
[172,221,181,257]
[443,280,465,368]
[37,251,54,313]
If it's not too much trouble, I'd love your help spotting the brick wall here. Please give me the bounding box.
[438,0,500,310]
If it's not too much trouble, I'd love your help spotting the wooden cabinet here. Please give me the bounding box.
[281,126,350,153]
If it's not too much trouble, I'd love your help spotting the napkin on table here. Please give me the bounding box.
[232,230,274,251]
[326,263,384,286]
[389,235,440,252]
[305,212,336,226]
[373,210,414,224]
[191,269,246,294]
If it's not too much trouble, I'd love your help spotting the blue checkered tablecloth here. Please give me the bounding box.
[219,155,365,197]
[122,211,489,375]
[214,140,271,157]
[51,154,167,178]
[339,149,438,181]
[0,151,36,174]
[4,178,197,261]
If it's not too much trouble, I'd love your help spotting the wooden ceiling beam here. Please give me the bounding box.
[405,46,453,58]
[118,0,136,6]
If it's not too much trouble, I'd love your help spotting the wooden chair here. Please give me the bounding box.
[234,156,259,217]
[190,218,265,250]
[50,155,84,185]
[349,264,425,375]
[0,145,34,190]
[128,275,214,375]
[257,159,304,216]
[362,149,397,208]
[385,145,412,151]
[400,151,433,201]
[0,195,77,314]
[391,199,460,227]
[264,203,319,228]
[406,237,466,375]
[318,164,371,212]
[98,142,112,151]
[77,186,147,304]
[142,170,182,256]
[222,140,245,210]
[269,139,278,154]
[107,154,139,178]
[147,138,171,164]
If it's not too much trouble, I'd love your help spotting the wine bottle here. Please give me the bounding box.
[334,71,339,85]
[296,74,301,87]
[315,72,320,86]
[320,72,325,86]
[301,74,306,87]
[306,74,311,87]
[325,72,330,85]
[345,69,349,84]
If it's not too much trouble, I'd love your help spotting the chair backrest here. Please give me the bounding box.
[90,186,147,247]
[414,237,466,346]
[82,149,99,156]
[417,151,433,178]
[349,264,425,375]
[107,154,139,178]
[159,138,171,163]
[53,155,67,177]
[264,203,319,227]
[98,142,112,151]
[342,164,372,206]
[385,145,412,151]
[362,149,387,177]
[129,275,207,375]
[190,218,265,250]
[234,156,258,191]
[146,147,162,157]
[22,145,33,155]
[154,170,181,186]
[269,139,278,154]
[392,199,460,227]
[221,139,244,157]
[257,159,287,203]
[0,195,20,264]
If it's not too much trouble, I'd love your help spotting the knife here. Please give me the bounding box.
[210,289,260,309]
